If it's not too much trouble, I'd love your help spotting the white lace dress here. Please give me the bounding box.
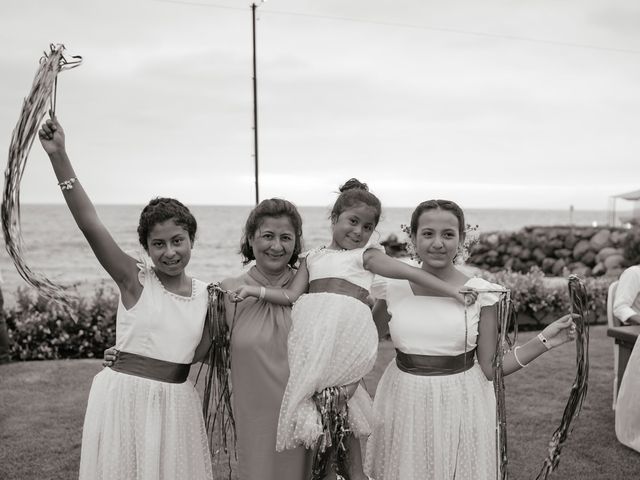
[78,263,213,480]
[615,337,640,452]
[276,244,382,451]
[365,276,501,480]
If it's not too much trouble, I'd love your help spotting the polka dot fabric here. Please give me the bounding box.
[78,262,212,479]
[79,369,213,480]
[276,292,378,451]
[365,362,496,480]
[365,276,502,480]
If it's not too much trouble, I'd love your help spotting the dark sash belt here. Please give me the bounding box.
[309,278,370,306]
[395,348,476,376]
[110,350,190,384]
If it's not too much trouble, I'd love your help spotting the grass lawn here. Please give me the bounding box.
[1,325,639,479]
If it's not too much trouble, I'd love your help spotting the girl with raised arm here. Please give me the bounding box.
[39,117,213,480]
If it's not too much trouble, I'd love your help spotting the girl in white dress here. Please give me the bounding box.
[39,118,213,480]
[234,180,475,480]
[365,199,578,480]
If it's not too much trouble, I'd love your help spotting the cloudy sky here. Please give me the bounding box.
[1,0,639,210]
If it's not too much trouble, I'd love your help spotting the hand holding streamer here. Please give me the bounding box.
[2,44,82,310]
[536,275,590,479]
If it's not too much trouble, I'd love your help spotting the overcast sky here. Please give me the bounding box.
[1,0,639,210]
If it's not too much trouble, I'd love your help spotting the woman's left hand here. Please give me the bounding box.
[540,314,580,348]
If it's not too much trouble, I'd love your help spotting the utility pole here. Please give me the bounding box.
[251,3,260,205]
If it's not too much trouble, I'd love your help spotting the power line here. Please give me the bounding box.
[152,0,640,55]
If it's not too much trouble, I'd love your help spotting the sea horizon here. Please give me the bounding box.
[0,204,627,306]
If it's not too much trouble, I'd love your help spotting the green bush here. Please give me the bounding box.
[6,285,118,361]
[483,267,609,329]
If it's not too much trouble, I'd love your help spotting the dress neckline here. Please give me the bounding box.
[149,267,197,300]
[406,277,474,299]
[248,265,294,287]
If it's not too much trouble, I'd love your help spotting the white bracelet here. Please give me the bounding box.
[58,177,77,191]
[513,346,528,368]
[258,286,266,301]
[537,332,552,350]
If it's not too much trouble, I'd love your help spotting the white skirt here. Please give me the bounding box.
[615,338,640,452]
[79,368,213,480]
[365,361,496,480]
[276,292,378,451]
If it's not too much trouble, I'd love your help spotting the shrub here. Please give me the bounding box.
[6,284,118,361]
[482,267,609,329]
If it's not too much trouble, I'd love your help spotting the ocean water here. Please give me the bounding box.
[0,204,609,305]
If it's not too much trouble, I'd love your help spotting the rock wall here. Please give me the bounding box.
[467,226,631,277]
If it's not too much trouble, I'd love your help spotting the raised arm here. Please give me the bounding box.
[234,260,310,305]
[476,304,577,380]
[363,248,469,304]
[39,117,139,292]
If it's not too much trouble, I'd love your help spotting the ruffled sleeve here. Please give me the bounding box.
[136,254,151,286]
[361,238,385,265]
[465,277,505,309]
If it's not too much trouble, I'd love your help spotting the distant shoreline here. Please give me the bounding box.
[18,202,618,213]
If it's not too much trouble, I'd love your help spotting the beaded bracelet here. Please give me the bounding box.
[513,346,528,368]
[258,286,266,301]
[537,332,552,350]
[58,177,77,191]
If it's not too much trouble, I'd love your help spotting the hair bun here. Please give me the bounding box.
[339,178,368,193]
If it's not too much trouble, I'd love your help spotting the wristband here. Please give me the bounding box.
[258,286,266,301]
[58,177,77,191]
[537,332,552,350]
[513,346,528,368]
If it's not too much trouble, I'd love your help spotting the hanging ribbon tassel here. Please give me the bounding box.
[2,44,82,312]
[536,275,590,479]
[491,291,517,480]
[196,283,237,477]
[310,386,352,480]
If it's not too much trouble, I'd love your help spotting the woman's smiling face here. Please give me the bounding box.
[249,216,296,275]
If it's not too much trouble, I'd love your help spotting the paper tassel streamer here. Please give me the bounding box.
[536,275,590,479]
[196,283,237,476]
[2,44,82,309]
[491,290,517,480]
[310,386,352,480]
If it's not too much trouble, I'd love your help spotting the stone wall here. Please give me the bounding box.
[467,226,632,277]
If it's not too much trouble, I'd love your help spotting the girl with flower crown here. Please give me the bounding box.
[234,179,476,480]
[364,199,578,480]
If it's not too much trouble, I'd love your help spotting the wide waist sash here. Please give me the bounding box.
[110,350,191,384]
[308,278,370,306]
[395,348,476,376]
